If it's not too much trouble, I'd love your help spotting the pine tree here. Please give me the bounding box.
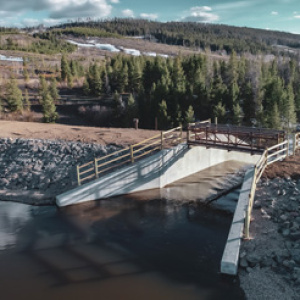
[232,102,242,125]
[83,77,90,95]
[67,72,73,88]
[269,103,281,129]
[61,54,70,82]
[42,93,58,123]
[157,99,169,129]
[242,81,255,125]
[49,78,59,101]
[6,76,23,112]
[70,60,78,78]
[213,102,226,123]
[38,76,48,104]
[125,93,138,127]
[283,83,297,131]
[93,66,102,96]
[23,57,29,82]
[24,89,30,111]
[184,105,195,126]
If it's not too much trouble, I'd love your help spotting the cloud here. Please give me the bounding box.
[122,9,134,18]
[110,0,119,3]
[22,18,40,27]
[271,11,278,15]
[140,13,158,20]
[182,6,219,23]
[294,15,300,19]
[49,0,112,19]
[0,0,113,20]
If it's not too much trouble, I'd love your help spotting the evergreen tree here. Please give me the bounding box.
[242,81,255,125]
[42,93,58,123]
[70,60,78,78]
[184,105,195,126]
[49,78,59,101]
[61,54,70,82]
[232,102,242,125]
[112,91,123,121]
[24,89,31,111]
[38,76,48,103]
[6,76,23,112]
[125,93,138,127]
[67,71,73,88]
[283,83,297,131]
[157,99,169,129]
[83,77,90,95]
[23,57,29,82]
[269,103,281,129]
[213,102,226,123]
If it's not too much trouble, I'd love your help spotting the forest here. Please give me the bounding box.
[61,51,299,130]
[1,19,300,131]
[53,18,300,55]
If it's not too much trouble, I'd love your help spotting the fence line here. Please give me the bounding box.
[244,137,292,239]
[76,126,182,186]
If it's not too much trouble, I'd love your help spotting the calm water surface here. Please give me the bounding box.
[0,162,247,300]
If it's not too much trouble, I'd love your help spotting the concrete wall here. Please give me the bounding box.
[56,144,261,207]
[220,168,255,275]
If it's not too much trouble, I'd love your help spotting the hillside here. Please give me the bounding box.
[51,19,300,56]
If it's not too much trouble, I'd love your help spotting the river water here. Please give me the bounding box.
[0,161,247,300]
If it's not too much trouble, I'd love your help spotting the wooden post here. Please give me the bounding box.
[187,127,190,144]
[130,145,134,163]
[94,158,98,178]
[179,126,183,143]
[250,132,253,155]
[77,165,81,186]
[293,134,297,156]
[161,131,164,150]
[244,205,250,239]
[214,117,218,125]
[227,129,230,151]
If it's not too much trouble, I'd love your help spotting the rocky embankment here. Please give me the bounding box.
[0,138,120,205]
[239,176,300,299]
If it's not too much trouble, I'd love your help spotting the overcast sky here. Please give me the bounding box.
[2,0,300,34]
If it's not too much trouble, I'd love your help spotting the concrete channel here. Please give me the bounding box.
[56,143,261,275]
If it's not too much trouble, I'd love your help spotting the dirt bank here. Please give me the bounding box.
[0,120,158,146]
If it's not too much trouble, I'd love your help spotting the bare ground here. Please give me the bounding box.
[0,120,159,146]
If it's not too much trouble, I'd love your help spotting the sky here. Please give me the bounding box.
[2,0,300,34]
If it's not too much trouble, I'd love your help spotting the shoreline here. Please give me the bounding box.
[239,176,300,299]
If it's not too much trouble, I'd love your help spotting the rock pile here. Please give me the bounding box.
[239,176,300,288]
[0,138,121,201]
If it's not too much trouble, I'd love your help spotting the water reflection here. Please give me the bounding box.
[0,202,30,250]
[0,161,247,300]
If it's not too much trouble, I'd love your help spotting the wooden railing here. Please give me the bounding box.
[76,126,182,186]
[244,139,289,239]
[293,132,300,155]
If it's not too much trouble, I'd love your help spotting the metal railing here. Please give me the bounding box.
[76,126,182,186]
[244,139,290,239]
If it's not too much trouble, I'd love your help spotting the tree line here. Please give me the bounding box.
[64,51,299,130]
[53,18,300,55]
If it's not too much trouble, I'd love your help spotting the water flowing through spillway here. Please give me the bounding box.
[0,161,247,300]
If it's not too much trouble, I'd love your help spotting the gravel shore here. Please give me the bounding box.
[0,138,120,205]
[239,177,300,299]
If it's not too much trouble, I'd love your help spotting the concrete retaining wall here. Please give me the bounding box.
[56,144,260,207]
[220,167,255,275]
